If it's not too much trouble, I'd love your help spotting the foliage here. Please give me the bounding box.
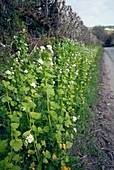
[0,0,100,45]
[92,26,114,46]
[0,31,101,169]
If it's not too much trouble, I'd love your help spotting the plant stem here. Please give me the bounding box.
[46,78,52,128]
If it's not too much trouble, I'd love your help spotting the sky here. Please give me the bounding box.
[65,0,114,27]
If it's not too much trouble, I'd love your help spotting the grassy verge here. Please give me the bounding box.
[70,47,103,169]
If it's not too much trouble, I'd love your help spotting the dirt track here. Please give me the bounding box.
[89,47,114,169]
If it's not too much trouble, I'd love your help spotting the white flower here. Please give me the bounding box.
[24,43,28,46]
[38,59,44,65]
[17,51,20,55]
[20,60,24,62]
[73,64,76,67]
[47,45,52,50]
[39,66,42,70]
[50,62,53,66]
[22,107,26,111]
[73,116,77,122]
[5,70,11,75]
[71,81,74,84]
[76,70,78,75]
[53,81,55,85]
[24,70,28,74]
[31,82,36,88]
[47,45,54,54]
[66,68,69,72]
[2,44,5,47]
[49,57,52,61]
[73,128,77,133]
[23,28,26,33]
[16,58,18,62]
[26,134,34,143]
[40,46,45,51]
[12,72,14,75]
[60,69,62,74]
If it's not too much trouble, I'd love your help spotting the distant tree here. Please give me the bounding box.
[92,26,107,42]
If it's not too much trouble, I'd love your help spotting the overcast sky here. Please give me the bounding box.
[65,0,114,27]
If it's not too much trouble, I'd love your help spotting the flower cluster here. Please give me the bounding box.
[5,70,14,75]
[25,134,34,144]
[31,82,36,88]
[38,58,44,65]
[47,45,54,54]
[40,46,45,52]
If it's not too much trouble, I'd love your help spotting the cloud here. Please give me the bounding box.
[65,0,114,26]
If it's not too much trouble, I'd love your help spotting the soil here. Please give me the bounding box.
[87,47,114,170]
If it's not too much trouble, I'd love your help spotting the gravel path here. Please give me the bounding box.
[104,47,114,94]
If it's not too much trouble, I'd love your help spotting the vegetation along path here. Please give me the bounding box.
[90,47,114,170]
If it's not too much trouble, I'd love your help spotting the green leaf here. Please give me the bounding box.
[11,116,20,123]
[29,101,36,109]
[58,116,63,123]
[65,155,69,162]
[56,124,65,131]
[36,162,42,170]
[28,150,35,155]
[49,110,57,119]
[45,72,55,78]
[41,140,46,146]
[65,119,72,127]
[11,101,17,106]
[0,156,13,169]
[36,143,41,150]
[47,88,54,96]
[43,157,48,164]
[2,96,12,103]
[66,141,72,149]
[17,112,22,118]
[8,85,15,91]
[0,140,8,153]
[65,131,70,138]
[37,127,43,133]
[11,165,21,170]
[12,154,21,162]
[11,123,19,130]
[55,132,62,143]
[30,112,41,119]
[43,126,49,132]
[43,150,51,159]
[58,88,64,94]
[10,139,23,152]
[32,125,37,132]
[15,131,21,137]
[23,130,30,137]
[2,80,10,87]
[50,101,60,109]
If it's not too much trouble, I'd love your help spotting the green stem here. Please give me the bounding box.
[34,132,39,162]
[46,79,52,128]
[6,90,13,161]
